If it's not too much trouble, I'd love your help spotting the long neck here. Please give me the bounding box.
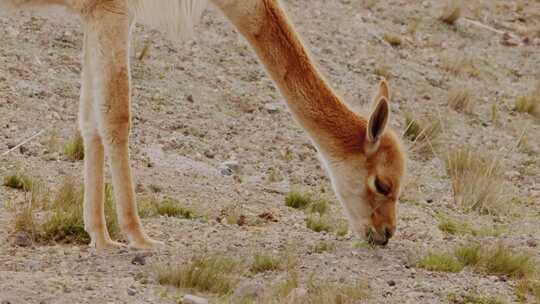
[215,0,367,156]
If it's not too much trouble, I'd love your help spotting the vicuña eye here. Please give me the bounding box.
[374,178,391,196]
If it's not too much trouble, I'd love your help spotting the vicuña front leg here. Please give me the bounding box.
[85,1,161,249]
[80,31,122,250]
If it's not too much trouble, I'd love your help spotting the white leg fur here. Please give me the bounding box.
[83,0,161,249]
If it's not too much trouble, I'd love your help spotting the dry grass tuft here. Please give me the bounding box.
[156,255,241,296]
[250,254,284,274]
[448,85,473,113]
[64,132,84,161]
[440,53,480,77]
[306,214,332,233]
[515,83,540,117]
[419,243,536,279]
[404,113,441,157]
[440,0,462,25]
[447,292,505,304]
[445,147,507,215]
[285,191,312,209]
[13,178,118,244]
[3,172,33,191]
[309,241,336,254]
[438,217,504,237]
[383,33,402,47]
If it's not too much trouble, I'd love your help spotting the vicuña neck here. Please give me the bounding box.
[218,0,367,157]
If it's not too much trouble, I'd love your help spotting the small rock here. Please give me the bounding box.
[182,294,208,304]
[264,103,280,113]
[204,150,215,159]
[526,239,537,248]
[1,300,12,304]
[219,160,240,176]
[186,95,194,103]
[14,231,32,247]
[127,286,137,296]
[232,282,265,302]
[131,253,146,266]
[387,280,396,287]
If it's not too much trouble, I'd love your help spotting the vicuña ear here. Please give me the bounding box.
[367,96,389,143]
[375,78,390,102]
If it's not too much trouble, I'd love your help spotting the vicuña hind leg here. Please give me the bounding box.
[84,1,161,249]
[79,31,122,250]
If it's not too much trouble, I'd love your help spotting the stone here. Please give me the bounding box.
[127,286,137,296]
[131,253,146,266]
[387,280,396,287]
[264,103,280,113]
[14,231,32,247]
[182,294,208,304]
[219,160,240,176]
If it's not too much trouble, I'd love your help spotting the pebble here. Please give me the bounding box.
[264,103,281,113]
[182,294,208,304]
[219,160,240,176]
[131,253,146,266]
[127,286,137,296]
[14,231,32,247]
[387,280,396,287]
[526,239,538,248]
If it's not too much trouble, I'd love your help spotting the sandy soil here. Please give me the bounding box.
[1,0,539,303]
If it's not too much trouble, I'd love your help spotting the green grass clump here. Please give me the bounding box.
[13,179,118,244]
[454,243,482,266]
[306,214,332,233]
[419,243,536,279]
[310,241,336,254]
[250,254,283,274]
[482,246,535,279]
[138,196,196,219]
[155,198,195,218]
[438,217,504,237]
[156,255,241,295]
[64,132,84,161]
[307,199,329,215]
[285,191,313,209]
[417,252,464,273]
[3,172,33,191]
[41,181,118,243]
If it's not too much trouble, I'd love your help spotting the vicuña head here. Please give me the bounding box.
[321,80,406,246]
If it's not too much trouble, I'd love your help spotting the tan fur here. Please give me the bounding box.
[5,0,406,248]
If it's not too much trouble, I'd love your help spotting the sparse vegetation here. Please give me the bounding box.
[285,191,312,209]
[12,179,118,244]
[419,243,536,279]
[3,172,33,191]
[306,214,332,233]
[447,292,504,304]
[440,0,462,25]
[250,254,283,273]
[445,147,507,215]
[63,132,84,161]
[438,217,504,237]
[383,33,402,47]
[307,198,329,215]
[448,85,473,113]
[418,251,464,273]
[156,255,241,296]
[515,95,539,117]
[138,196,197,219]
[404,113,441,143]
[310,241,336,254]
[440,53,479,77]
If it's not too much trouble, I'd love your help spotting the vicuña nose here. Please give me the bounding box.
[384,227,394,240]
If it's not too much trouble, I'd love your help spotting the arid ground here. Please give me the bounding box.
[1,0,539,303]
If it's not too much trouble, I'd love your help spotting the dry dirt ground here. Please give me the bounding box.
[1,0,540,303]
